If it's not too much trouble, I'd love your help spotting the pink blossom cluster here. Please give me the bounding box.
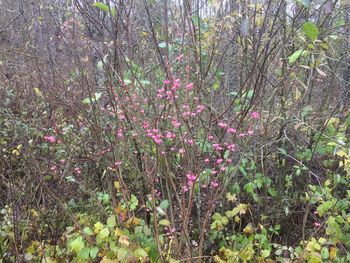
[146,128,163,144]
[183,173,197,192]
[44,135,56,143]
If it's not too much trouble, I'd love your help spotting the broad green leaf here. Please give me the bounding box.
[77,247,90,260]
[129,194,138,210]
[159,200,169,210]
[117,247,128,261]
[303,22,319,42]
[288,50,307,64]
[90,247,99,259]
[97,227,110,240]
[94,222,104,233]
[83,227,94,236]
[69,236,84,253]
[107,215,116,228]
[321,247,329,259]
[261,249,270,258]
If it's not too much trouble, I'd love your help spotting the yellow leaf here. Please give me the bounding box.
[294,87,302,101]
[329,247,337,260]
[226,192,237,202]
[11,149,20,156]
[33,87,43,98]
[94,222,104,234]
[243,224,254,235]
[132,217,142,225]
[159,219,170,226]
[114,181,120,191]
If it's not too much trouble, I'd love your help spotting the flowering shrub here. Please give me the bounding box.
[1,0,350,262]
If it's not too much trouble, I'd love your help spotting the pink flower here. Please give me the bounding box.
[213,144,223,151]
[44,135,56,143]
[185,138,193,145]
[186,173,197,186]
[314,222,321,228]
[208,135,214,141]
[227,128,237,134]
[247,129,254,135]
[210,181,219,188]
[179,148,185,154]
[164,79,171,85]
[251,111,260,119]
[183,185,189,192]
[227,144,235,151]
[196,105,205,113]
[165,131,176,139]
[176,54,184,61]
[115,161,122,166]
[218,122,227,128]
[172,119,181,128]
[50,165,57,172]
[216,159,223,165]
[117,129,123,138]
[173,79,181,89]
[185,83,193,91]
[186,173,197,182]
[74,167,81,174]
[204,158,210,163]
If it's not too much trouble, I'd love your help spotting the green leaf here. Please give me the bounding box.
[140,80,151,85]
[107,215,116,228]
[93,2,109,12]
[129,194,138,211]
[93,2,116,16]
[261,249,270,258]
[90,247,99,259]
[97,227,110,240]
[69,236,85,253]
[159,200,169,210]
[321,247,329,259]
[247,89,254,98]
[268,187,278,197]
[225,207,239,218]
[303,22,319,42]
[134,248,148,259]
[83,227,94,236]
[82,92,103,104]
[301,105,313,118]
[77,247,90,260]
[159,219,170,226]
[117,247,128,261]
[288,50,307,64]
